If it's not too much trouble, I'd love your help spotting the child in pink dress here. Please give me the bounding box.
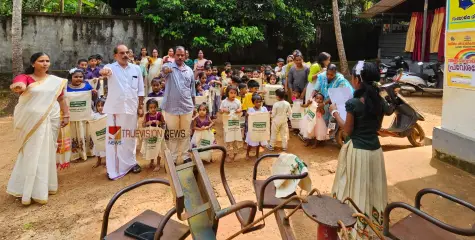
[313,92,328,147]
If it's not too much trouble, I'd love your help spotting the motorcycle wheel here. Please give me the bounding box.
[407,123,425,147]
[336,128,347,148]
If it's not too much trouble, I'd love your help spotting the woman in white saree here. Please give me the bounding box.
[7,53,69,205]
[146,49,163,94]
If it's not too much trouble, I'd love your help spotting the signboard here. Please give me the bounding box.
[446,0,475,90]
[446,31,475,89]
[447,0,475,30]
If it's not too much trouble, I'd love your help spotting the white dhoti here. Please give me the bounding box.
[106,113,138,180]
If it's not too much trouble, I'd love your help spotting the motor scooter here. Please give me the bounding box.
[334,82,426,147]
[393,62,444,95]
[379,56,410,82]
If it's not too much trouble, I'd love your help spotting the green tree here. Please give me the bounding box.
[137,0,316,52]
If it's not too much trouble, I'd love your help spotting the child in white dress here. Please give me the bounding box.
[245,94,268,160]
[92,98,107,168]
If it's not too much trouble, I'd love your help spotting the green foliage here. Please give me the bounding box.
[137,0,316,52]
[0,0,108,16]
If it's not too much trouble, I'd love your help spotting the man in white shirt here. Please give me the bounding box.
[100,44,145,180]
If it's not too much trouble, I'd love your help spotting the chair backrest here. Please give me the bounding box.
[163,148,221,239]
[163,149,185,219]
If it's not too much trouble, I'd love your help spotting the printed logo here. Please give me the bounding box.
[108,126,122,145]
[70,101,87,108]
[228,120,240,126]
[253,122,267,128]
[307,111,316,119]
[200,139,211,146]
[269,91,276,95]
[459,0,473,10]
[292,113,302,119]
[96,128,106,137]
[147,137,158,144]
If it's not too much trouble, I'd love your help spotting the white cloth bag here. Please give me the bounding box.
[223,113,242,142]
[290,100,304,129]
[263,85,283,106]
[248,112,271,142]
[88,115,107,152]
[141,126,165,160]
[191,129,215,162]
[66,91,92,121]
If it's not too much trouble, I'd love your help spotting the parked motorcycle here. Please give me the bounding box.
[379,56,410,82]
[334,82,426,147]
[393,62,444,94]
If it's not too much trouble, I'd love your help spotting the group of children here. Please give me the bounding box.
[63,54,333,169]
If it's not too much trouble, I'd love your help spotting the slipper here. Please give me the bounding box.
[132,164,142,174]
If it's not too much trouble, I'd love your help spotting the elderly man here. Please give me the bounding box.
[100,44,144,180]
[161,46,196,165]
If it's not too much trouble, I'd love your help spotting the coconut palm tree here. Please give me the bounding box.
[4,0,23,115]
[332,0,349,76]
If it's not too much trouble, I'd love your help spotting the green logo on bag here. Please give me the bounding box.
[228,120,240,126]
[307,111,315,119]
[147,137,158,144]
[253,122,266,128]
[292,113,302,118]
[200,139,211,146]
[70,101,87,107]
[96,128,106,137]
[269,91,276,95]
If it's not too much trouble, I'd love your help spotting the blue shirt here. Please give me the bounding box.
[161,62,196,115]
[314,72,354,100]
[67,82,94,92]
[85,66,102,80]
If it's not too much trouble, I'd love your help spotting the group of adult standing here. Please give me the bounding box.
[135,47,211,94]
[282,50,391,239]
[6,45,202,205]
[8,44,390,240]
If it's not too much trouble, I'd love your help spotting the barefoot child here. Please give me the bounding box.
[67,68,97,161]
[245,94,268,160]
[267,88,291,151]
[313,92,328,146]
[91,98,107,168]
[191,103,216,162]
[192,103,215,144]
[220,86,243,161]
[142,99,165,171]
[300,93,318,146]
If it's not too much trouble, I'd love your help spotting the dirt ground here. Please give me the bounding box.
[0,95,452,240]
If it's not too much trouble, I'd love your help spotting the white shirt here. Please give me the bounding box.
[103,62,145,114]
[220,98,241,112]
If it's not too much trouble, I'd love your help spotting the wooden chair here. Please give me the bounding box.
[163,146,259,239]
[383,188,475,240]
[100,178,190,240]
[252,154,309,240]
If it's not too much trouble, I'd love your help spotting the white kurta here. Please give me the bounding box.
[102,62,145,180]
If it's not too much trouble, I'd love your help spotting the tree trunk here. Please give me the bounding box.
[60,0,65,13]
[77,0,82,14]
[4,0,23,115]
[332,0,349,76]
[12,0,23,76]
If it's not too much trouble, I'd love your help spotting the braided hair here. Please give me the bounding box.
[352,62,383,124]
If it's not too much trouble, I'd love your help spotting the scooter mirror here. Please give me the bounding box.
[417,62,424,66]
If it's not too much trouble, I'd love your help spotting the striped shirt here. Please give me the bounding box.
[160,61,196,115]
